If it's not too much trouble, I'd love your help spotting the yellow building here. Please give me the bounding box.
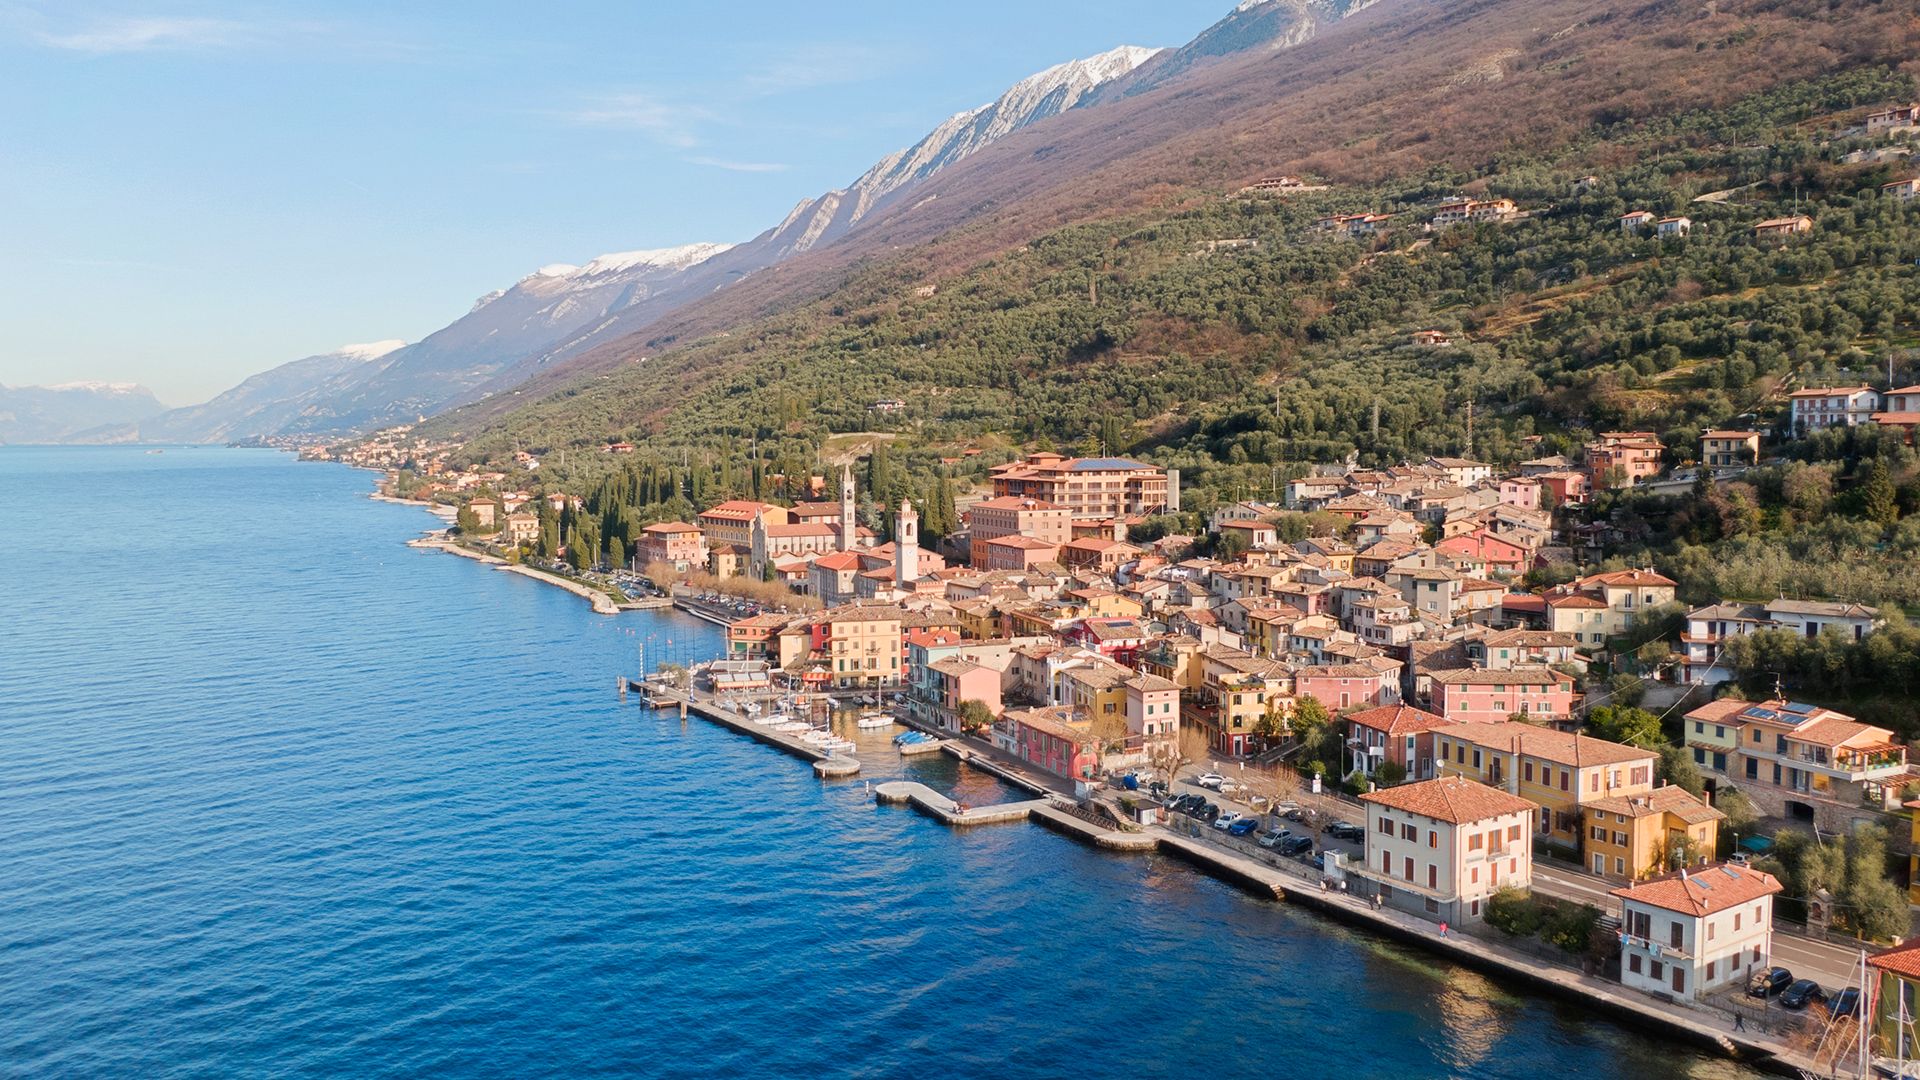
[1057,660,1132,737]
[1138,636,1206,694]
[1581,785,1725,881]
[1908,799,1920,905]
[1433,722,1658,849]
[1067,589,1145,620]
[818,607,905,688]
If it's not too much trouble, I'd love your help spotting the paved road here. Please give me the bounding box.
[1531,864,1865,991]
[1179,764,1870,994]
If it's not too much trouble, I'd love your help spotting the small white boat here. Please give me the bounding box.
[855,712,894,730]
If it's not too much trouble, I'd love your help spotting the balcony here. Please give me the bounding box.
[1621,934,1691,962]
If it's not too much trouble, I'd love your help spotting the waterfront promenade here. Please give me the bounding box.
[666,684,1828,1076]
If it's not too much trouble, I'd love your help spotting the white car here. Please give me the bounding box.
[1195,773,1226,790]
[1212,811,1244,831]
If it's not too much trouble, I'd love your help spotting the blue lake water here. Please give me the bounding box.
[0,446,1754,1078]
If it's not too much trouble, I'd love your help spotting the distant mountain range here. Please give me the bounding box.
[48,0,1377,444]
[0,382,166,444]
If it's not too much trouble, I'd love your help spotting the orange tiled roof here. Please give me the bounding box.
[1360,775,1537,824]
[1611,864,1782,916]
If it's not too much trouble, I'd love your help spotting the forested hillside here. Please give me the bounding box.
[442,69,1916,479]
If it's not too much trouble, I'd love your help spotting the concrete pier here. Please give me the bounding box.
[872,781,1049,826]
[652,686,859,776]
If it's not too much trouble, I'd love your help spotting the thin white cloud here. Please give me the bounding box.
[686,156,789,174]
[30,15,251,53]
[738,43,895,96]
[8,7,432,60]
[560,93,709,149]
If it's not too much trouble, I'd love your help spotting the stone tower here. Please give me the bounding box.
[895,498,918,586]
[839,464,857,551]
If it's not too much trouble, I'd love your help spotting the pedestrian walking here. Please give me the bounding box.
[1439,921,1449,938]
[1733,1014,1745,1032]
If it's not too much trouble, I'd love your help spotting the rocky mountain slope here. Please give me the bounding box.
[0,382,166,444]
[428,0,1918,460]
[120,341,406,444]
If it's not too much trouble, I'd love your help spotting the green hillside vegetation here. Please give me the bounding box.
[449,69,1916,493]
[413,67,1920,729]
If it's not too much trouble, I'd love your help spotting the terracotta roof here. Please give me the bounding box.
[1869,940,1920,980]
[1360,775,1537,825]
[1611,864,1782,917]
[1585,785,1726,826]
[1684,698,1753,724]
[985,535,1061,550]
[1345,704,1450,736]
[642,521,703,535]
[1437,721,1653,767]
[1429,666,1573,688]
[1576,569,1677,588]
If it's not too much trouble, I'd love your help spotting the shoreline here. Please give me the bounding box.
[673,687,1817,1078]
[377,481,632,616]
[362,467,1810,1076]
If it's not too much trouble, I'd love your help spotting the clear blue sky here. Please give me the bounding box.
[0,1,1230,405]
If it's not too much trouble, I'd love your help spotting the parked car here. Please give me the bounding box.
[1227,817,1261,837]
[1328,822,1366,842]
[1167,794,1197,814]
[1283,807,1309,823]
[1278,836,1314,857]
[1197,803,1220,824]
[1147,780,1168,797]
[1780,979,1826,1010]
[1748,967,1794,998]
[1195,773,1226,790]
[1828,988,1861,1018]
[1256,828,1294,849]
[1213,812,1245,831]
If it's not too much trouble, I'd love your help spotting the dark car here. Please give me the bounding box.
[1748,967,1794,998]
[1277,835,1314,857]
[1780,979,1826,1010]
[1170,794,1201,814]
[1198,803,1220,824]
[1283,807,1309,823]
[1328,822,1366,842]
[1828,988,1861,1018]
[1227,817,1261,837]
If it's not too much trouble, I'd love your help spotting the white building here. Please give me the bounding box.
[1680,599,1883,685]
[1613,864,1782,1001]
[1358,775,1537,924]
[1788,386,1881,433]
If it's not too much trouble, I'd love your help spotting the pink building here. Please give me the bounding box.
[995,706,1100,780]
[1498,478,1542,510]
[981,535,1063,571]
[1295,661,1401,712]
[1429,667,1578,725]
[928,657,1003,723]
[635,522,708,570]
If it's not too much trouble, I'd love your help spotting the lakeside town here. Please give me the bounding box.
[325,400,1920,1077]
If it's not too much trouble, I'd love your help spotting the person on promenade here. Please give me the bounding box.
[1439,921,1449,937]
[1732,1014,1745,1032]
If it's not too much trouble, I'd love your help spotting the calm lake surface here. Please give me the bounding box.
[0,446,1756,1078]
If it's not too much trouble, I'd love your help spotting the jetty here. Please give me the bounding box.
[647,684,860,777]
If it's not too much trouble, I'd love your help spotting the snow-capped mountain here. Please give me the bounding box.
[117,341,406,444]
[761,45,1162,260]
[169,0,1372,440]
[0,381,166,444]
[1090,0,1377,102]
[465,45,1166,399]
[274,244,735,434]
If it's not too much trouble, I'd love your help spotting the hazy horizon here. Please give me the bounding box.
[0,1,1225,407]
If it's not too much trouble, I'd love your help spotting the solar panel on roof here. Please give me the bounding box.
[1695,877,1714,890]
[1784,703,1815,715]
[1747,709,1778,721]
[1720,866,1741,879]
